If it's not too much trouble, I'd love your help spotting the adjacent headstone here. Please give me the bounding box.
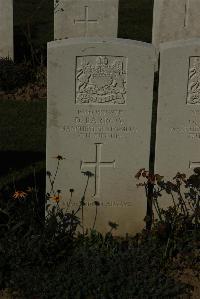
[155,39,200,183]
[47,38,155,236]
[54,0,119,40]
[152,0,200,70]
[0,0,13,59]
[152,0,200,49]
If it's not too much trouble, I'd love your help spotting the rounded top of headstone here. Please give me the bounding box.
[160,38,200,51]
[48,37,155,50]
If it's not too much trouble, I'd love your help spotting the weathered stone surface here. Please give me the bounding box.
[155,39,200,184]
[54,0,119,39]
[0,0,13,59]
[47,38,155,236]
[152,0,200,50]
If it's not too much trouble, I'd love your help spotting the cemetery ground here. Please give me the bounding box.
[0,145,200,298]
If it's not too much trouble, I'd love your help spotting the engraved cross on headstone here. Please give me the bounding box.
[74,6,98,37]
[81,143,116,198]
[184,0,190,28]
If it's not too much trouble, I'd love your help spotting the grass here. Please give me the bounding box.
[0,99,46,152]
[13,0,53,62]
[0,153,45,189]
[0,167,199,298]
[0,99,46,187]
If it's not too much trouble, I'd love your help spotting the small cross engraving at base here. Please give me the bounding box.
[74,6,98,37]
[81,143,116,198]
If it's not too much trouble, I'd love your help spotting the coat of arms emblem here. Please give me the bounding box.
[75,55,127,104]
[187,56,200,105]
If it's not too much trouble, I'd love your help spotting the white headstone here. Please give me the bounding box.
[155,39,200,183]
[54,0,119,39]
[152,0,200,50]
[47,38,155,236]
[0,0,13,59]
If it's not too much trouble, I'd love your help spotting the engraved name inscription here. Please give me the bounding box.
[187,56,200,104]
[170,109,200,139]
[61,109,138,139]
[76,56,128,105]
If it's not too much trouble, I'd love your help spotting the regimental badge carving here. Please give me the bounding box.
[54,0,64,14]
[187,56,200,105]
[75,56,128,104]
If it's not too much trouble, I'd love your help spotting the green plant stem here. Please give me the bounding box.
[66,193,73,213]
[74,175,90,234]
[74,181,89,215]
[146,182,153,231]
[49,160,60,196]
[153,198,163,221]
[81,202,84,235]
[82,175,90,235]
[195,196,200,238]
[53,160,60,187]
[187,197,195,212]
[170,191,177,212]
[177,188,188,216]
[163,216,177,259]
[163,236,172,259]
[92,205,98,230]
[48,176,55,196]
[69,211,75,235]
[152,199,160,219]
[83,176,90,197]
[109,228,114,234]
